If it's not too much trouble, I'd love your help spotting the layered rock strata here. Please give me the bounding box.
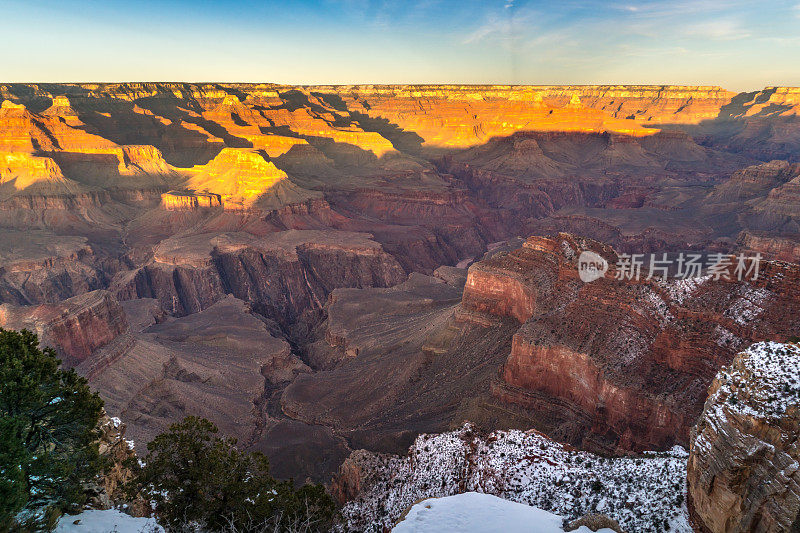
[0,290,128,366]
[688,342,800,532]
[1,81,800,486]
[469,234,800,453]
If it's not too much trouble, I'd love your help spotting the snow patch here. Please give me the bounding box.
[713,341,800,418]
[724,286,771,326]
[55,509,162,533]
[392,492,614,533]
[340,424,690,532]
[658,275,709,305]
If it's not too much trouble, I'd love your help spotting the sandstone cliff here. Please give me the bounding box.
[688,341,800,532]
[113,230,407,325]
[467,234,800,453]
[0,290,128,367]
[180,147,319,210]
[0,230,110,305]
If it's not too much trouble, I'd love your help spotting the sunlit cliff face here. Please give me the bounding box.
[1,83,798,209]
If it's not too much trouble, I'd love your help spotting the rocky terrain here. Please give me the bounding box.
[334,423,691,532]
[475,235,800,453]
[688,341,800,532]
[1,82,800,486]
[0,290,127,367]
[284,233,800,465]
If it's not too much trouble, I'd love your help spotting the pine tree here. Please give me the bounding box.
[131,416,337,532]
[0,328,104,530]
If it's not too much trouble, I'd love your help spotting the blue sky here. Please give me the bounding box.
[1,0,798,90]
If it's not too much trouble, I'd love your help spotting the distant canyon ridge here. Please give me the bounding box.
[1,82,799,482]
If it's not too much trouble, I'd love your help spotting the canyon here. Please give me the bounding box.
[1,82,800,494]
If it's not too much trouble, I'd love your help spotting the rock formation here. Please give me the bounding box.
[160,190,221,210]
[472,234,800,453]
[84,412,143,514]
[87,296,308,448]
[334,423,690,532]
[283,233,800,466]
[687,341,800,532]
[113,230,407,325]
[1,81,800,485]
[0,290,128,367]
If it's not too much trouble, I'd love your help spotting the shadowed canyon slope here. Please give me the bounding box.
[285,234,800,458]
[2,82,800,482]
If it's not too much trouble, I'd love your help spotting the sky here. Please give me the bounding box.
[1,0,798,90]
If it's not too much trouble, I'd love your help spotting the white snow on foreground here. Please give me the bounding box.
[392,493,615,533]
[340,423,691,532]
[718,341,800,417]
[55,509,163,533]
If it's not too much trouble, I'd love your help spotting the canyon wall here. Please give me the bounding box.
[688,342,800,532]
[0,290,128,367]
[463,234,800,453]
[1,81,799,483]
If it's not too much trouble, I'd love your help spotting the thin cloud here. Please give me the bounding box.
[683,19,751,40]
[462,17,505,43]
[462,6,536,45]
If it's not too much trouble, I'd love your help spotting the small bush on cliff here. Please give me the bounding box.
[0,328,104,531]
[130,416,336,532]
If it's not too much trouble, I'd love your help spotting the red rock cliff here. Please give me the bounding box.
[0,290,129,367]
[461,234,800,453]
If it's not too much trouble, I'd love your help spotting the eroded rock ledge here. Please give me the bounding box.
[688,341,800,532]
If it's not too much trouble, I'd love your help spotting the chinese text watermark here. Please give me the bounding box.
[578,251,761,283]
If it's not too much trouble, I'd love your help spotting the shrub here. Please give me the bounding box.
[130,416,336,532]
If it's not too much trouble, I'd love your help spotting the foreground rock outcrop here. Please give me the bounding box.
[85,412,145,515]
[335,423,690,532]
[688,342,800,532]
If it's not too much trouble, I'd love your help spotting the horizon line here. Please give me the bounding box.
[2,81,799,92]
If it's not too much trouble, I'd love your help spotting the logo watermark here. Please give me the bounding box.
[578,251,762,283]
[578,251,609,283]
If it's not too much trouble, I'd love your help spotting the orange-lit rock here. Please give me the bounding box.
[1,81,800,485]
[0,151,82,197]
[160,190,222,210]
[181,147,315,209]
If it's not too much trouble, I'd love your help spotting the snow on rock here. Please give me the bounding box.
[339,424,690,533]
[391,492,615,533]
[711,341,800,418]
[688,341,800,532]
[657,275,709,305]
[723,286,771,326]
[55,509,162,533]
